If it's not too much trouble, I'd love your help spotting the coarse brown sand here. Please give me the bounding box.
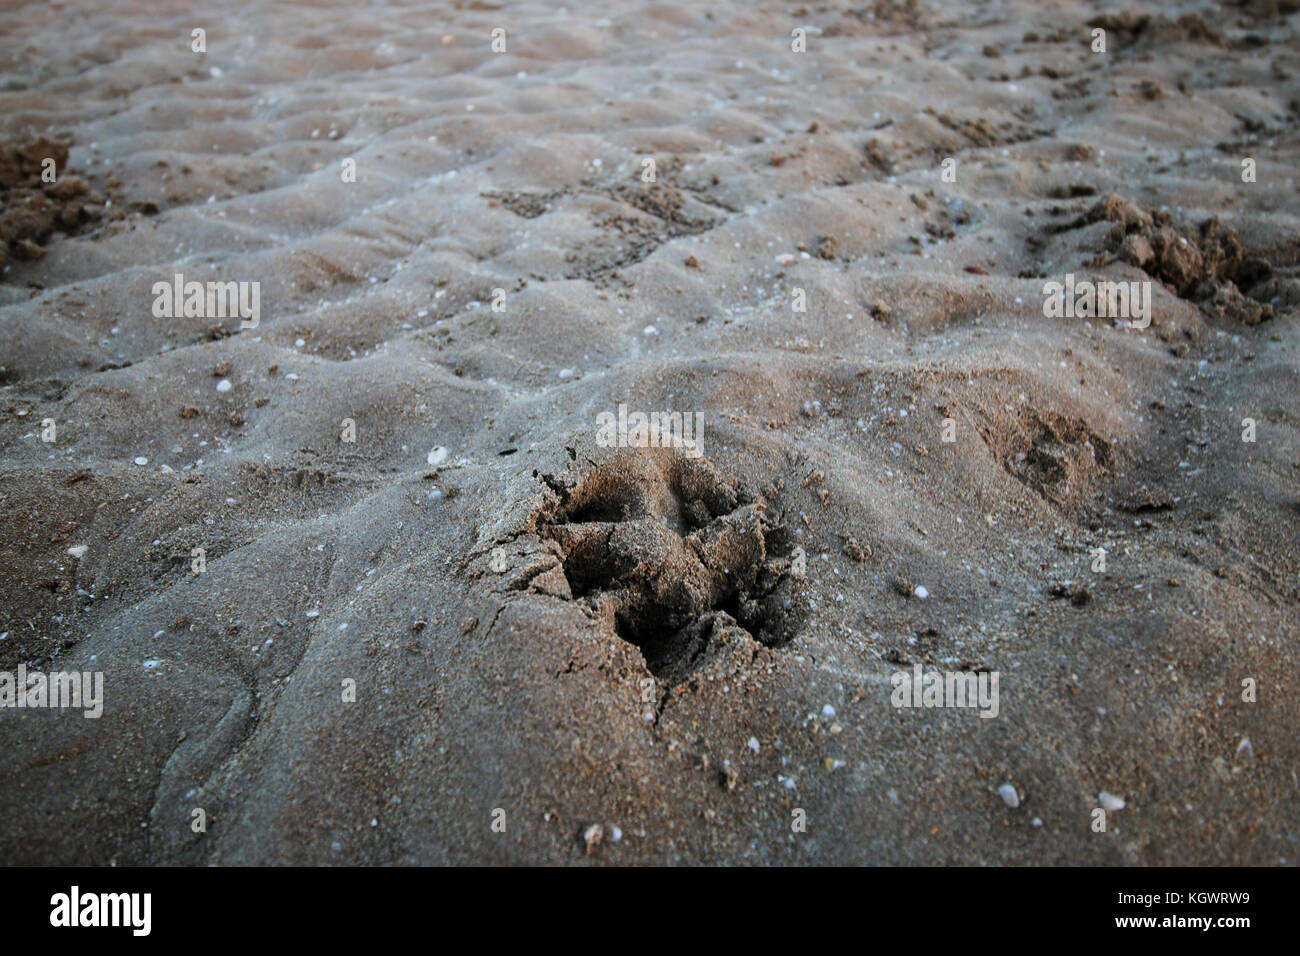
[1,0,1298,865]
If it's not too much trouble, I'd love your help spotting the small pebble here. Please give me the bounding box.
[747,736,760,754]
[216,379,232,392]
[67,545,88,559]
[133,456,148,466]
[997,783,1020,808]
[1099,792,1126,812]
[427,446,448,466]
[914,585,930,599]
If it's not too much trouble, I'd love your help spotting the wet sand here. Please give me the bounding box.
[1,0,1298,864]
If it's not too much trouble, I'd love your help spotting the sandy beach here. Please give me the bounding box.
[1,0,1298,865]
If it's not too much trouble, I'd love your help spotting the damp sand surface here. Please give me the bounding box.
[1,0,1298,864]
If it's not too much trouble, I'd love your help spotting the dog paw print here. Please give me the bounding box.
[534,450,806,684]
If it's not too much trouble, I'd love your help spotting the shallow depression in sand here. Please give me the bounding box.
[534,450,806,683]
